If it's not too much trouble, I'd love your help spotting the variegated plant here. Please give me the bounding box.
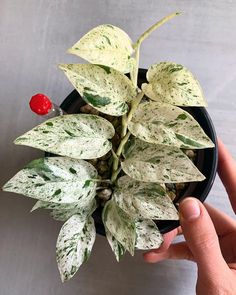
[3,12,215,282]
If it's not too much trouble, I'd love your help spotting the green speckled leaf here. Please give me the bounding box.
[135,219,163,250]
[142,62,207,106]
[51,199,97,222]
[14,114,115,159]
[105,228,126,262]
[3,157,97,204]
[102,200,136,255]
[128,101,214,149]
[114,176,179,220]
[67,24,134,73]
[59,64,137,116]
[121,139,205,183]
[56,215,96,282]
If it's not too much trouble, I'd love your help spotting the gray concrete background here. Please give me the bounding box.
[0,1,236,294]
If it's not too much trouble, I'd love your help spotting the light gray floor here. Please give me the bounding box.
[0,1,236,294]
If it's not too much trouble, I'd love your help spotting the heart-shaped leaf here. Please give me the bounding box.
[56,215,96,282]
[128,101,214,149]
[67,24,134,73]
[121,139,205,183]
[135,219,163,250]
[105,228,126,262]
[14,114,115,159]
[59,64,137,116]
[3,157,97,204]
[114,176,179,220]
[102,200,136,255]
[142,62,207,106]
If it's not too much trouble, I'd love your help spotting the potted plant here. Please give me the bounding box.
[3,12,217,282]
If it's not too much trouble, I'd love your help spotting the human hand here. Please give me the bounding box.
[144,139,236,294]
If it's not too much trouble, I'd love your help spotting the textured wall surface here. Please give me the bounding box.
[0,1,236,294]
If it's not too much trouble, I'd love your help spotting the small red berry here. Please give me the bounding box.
[29,93,52,115]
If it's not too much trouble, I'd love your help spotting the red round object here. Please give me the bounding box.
[29,93,52,115]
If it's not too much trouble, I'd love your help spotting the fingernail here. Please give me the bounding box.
[180,198,201,221]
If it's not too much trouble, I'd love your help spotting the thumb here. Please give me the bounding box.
[179,197,228,276]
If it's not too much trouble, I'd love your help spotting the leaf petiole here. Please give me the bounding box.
[133,12,181,50]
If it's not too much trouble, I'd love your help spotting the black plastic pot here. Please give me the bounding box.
[60,69,218,235]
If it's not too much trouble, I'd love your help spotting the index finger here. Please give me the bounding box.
[217,138,236,213]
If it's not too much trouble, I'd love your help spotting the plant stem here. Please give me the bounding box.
[111,28,145,183]
[111,133,129,182]
[116,131,131,157]
[131,47,140,87]
[111,149,119,161]
[127,91,144,123]
[119,90,144,143]
[111,149,119,176]
[120,45,141,139]
[111,13,178,183]
[133,12,181,50]
[120,45,140,139]
[121,115,127,138]
[111,166,122,183]
[111,91,144,183]
[110,13,182,185]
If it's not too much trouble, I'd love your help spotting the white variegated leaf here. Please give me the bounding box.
[105,228,126,262]
[128,101,214,149]
[135,219,163,250]
[121,139,205,183]
[56,215,96,282]
[102,200,136,255]
[51,199,97,222]
[3,157,97,204]
[14,114,114,159]
[142,62,207,106]
[59,64,137,116]
[114,176,179,220]
[67,24,134,73]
